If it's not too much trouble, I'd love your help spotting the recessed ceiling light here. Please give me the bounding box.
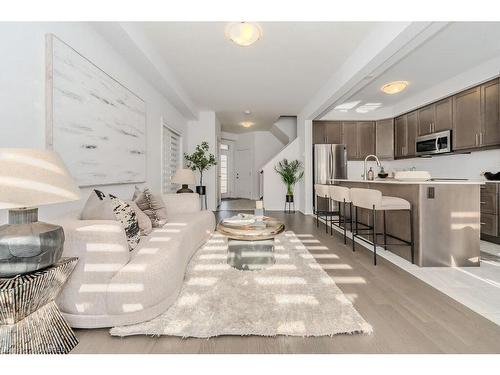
[244,109,251,115]
[225,22,262,47]
[381,81,409,95]
[334,101,361,111]
[240,121,254,128]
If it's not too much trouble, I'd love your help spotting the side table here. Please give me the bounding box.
[0,257,78,354]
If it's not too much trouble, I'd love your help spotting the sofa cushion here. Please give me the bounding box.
[133,187,168,227]
[80,189,115,220]
[109,195,140,250]
[127,201,153,236]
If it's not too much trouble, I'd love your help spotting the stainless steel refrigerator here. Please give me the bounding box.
[313,144,347,211]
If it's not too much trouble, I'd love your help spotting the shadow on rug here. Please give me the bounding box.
[110,231,373,338]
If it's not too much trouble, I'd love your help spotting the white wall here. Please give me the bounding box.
[187,111,218,211]
[262,138,302,211]
[0,22,189,221]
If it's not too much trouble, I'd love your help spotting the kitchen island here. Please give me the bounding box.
[331,179,483,267]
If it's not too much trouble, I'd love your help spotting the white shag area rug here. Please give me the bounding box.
[110,231,372,338]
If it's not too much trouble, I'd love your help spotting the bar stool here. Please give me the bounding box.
[327,185,352,244]
[314,184,333,233]
[350,187,414,266]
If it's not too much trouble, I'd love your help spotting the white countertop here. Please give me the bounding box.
[329,178,485,185]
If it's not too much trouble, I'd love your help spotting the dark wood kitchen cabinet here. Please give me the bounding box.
[480,182,499,243]
[453,86,482,150]
[434,97,453,132]
[312,121,342,144]
[418,104,435,136]
[325,121,343,144]
[342,122,358,160]
[406,111,418,156]
[481,78,500,147]
[312,121,326,144]
[357,121,376,158]
[375,118,394,160]
[394,115,407,158]
[394,112,417,158]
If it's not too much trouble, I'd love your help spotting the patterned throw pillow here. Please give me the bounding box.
[109,194,141,250]
[127,200,153,236]
[132,186,168,227]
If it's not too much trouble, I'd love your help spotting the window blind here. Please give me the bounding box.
[162,126,181,193]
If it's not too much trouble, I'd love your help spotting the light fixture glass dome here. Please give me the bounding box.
[226,22,262,47]
[381,81,409,95]
[240,121,254,128]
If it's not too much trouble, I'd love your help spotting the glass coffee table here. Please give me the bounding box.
[217,216,285,271]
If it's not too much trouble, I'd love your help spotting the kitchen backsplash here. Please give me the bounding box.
[347,148,500,180]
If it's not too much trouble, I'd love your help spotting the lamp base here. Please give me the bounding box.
[176,184,193,193]
[0,208,65,277]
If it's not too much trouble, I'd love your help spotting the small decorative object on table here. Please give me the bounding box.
[0,258,78,354]
[378,166,389,179]
[484,171,500,181]
[254,200,264,220]
[171,168,196,193]
[274,158,304,214]
[184,141,217,209]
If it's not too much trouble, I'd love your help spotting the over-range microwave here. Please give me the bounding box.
[415,130,452,156]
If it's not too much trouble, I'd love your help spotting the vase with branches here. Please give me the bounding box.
[274,159,304,209]
[184,141,217,193]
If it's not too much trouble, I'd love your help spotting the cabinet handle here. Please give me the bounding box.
[480,132,483,145]
[480,202,486,205]
[475,133,478,146]
[480,222,486,225]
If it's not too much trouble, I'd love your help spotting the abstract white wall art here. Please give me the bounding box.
[46,34,146,186]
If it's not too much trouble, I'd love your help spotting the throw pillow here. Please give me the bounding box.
[80,189,116,220]
[133,186,168,227]
[127,200,153,236]
[109,195,140,250]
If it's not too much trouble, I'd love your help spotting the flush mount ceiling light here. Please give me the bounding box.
[244,109,251,115]
[381,81,409,95]
[225,22,262,47]
[240,121,254,128]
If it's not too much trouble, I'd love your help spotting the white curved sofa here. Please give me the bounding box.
[56,193,215,328]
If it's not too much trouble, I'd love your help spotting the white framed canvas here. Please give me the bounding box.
[46,34,146,186]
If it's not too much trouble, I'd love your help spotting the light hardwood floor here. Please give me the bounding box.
[72,211,500,354]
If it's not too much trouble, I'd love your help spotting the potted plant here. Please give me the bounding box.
[184,141,217,207]
[274,159,304,211]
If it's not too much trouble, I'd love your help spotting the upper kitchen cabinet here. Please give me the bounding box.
[394,115,407,158]
[375,118,394,160]
[357,121,376,159]
[406,111,418,156]
[312,121,326,144]
[481,78,500,147]
[434,97,453,133]
[312,121,343,144]
[342,122,358,160]
[324,121,343,144]
[394,112,417,158]
[453,86,482,150]
[417,99,453,136]
[417,105,435,136]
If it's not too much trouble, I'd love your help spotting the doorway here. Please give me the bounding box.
[234,148,253,199]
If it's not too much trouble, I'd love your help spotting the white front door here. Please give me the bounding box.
[235,148,253,199]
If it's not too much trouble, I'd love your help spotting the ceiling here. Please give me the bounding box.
[321,22,500,120]
[134,22,378,132]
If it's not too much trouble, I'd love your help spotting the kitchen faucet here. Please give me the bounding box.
[362,154,381,180]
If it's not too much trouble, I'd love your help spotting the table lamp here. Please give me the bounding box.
[171,168,196,193]
[0,148,80,277]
